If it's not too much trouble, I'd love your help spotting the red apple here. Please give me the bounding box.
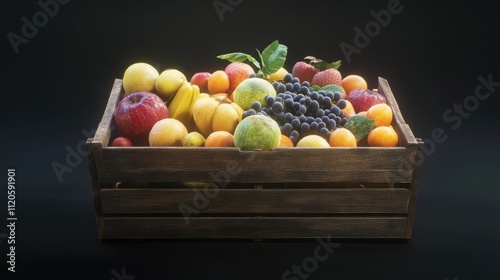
[346,89,387,113]
[114,92,169,145]
[190,72,211,93]
[111,136,133,146]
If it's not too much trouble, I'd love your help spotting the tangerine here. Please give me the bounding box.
[342,74,368,96]
[204,131,235,147]
[208,70,230,94]
[342,100,356,118]
[279,135,294,147]
[367,126,399,147]
[329,128,357,147]
[366,103,393,127]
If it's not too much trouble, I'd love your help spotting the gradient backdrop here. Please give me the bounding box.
[2,0,500,279]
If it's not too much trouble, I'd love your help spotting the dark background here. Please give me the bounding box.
[2,0,500,279]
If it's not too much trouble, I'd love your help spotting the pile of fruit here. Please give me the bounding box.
[111,41,399,149]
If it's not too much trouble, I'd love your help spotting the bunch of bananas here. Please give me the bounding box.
[167,81,206,131]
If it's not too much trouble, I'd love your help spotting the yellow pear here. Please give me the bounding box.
[155,69,187,100]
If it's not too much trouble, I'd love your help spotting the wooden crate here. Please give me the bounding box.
[86,77,423,240]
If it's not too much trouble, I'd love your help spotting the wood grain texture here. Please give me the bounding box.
[86,139,105,239]
[96,147,413,183]
[102,217,408,239]
[92,79,122,147]
[405,138,424,238]
[100,188,411,214]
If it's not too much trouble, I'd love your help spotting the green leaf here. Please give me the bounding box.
[217,52,250,62]
[256,48,265,69]
[217,52,260,69]
[260,40,288,75]
[310,59,342,71]
[247,55,261,70]
[321,84,344,93]
[343,115,375,141]
[311,85,321,91]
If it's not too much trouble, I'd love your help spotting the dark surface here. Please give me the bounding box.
[2,0,500,279]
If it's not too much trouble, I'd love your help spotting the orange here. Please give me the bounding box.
[149,118,188,146]
[329,128,357,147]
[208,70,230,94]
[279,135,294,147]
[342,74,368,96]
[367,126,399,147]
[204,131,235,147]
[366,103,393,127]
[342,100,356,118]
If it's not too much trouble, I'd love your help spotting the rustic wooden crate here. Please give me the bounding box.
[86,77,423,240]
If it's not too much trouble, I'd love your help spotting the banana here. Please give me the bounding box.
[199,93,210,99]
[184,84,200,131]
[168,81,193,124]
[189,84,200,113]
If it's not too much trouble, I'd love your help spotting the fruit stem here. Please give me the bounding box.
[256,71,268,80]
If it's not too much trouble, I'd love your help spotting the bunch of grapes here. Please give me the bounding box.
[242,73,348,144]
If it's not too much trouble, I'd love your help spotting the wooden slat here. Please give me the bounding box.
[92,79,122,147]
[99,169,413,184]
[100,188,411,214]
[89,79,122,185]
[102,217,408,239]
[86,139,105,239]
[97,147,413,183]
[405,138,424,238]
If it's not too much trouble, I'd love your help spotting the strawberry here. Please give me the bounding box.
[311,68,342,87]
[291,61,319,83]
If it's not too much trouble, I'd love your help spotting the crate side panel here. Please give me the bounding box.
[103,217,408,239]
[98,147,413,183]
[406,139,424,238]
[100,188,411,214]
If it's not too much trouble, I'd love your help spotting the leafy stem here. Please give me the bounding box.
[304,56,342,71]
[217,40,288,78]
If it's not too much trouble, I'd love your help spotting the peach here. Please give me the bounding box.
[225,62,255,96]
[190,72,211,93]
